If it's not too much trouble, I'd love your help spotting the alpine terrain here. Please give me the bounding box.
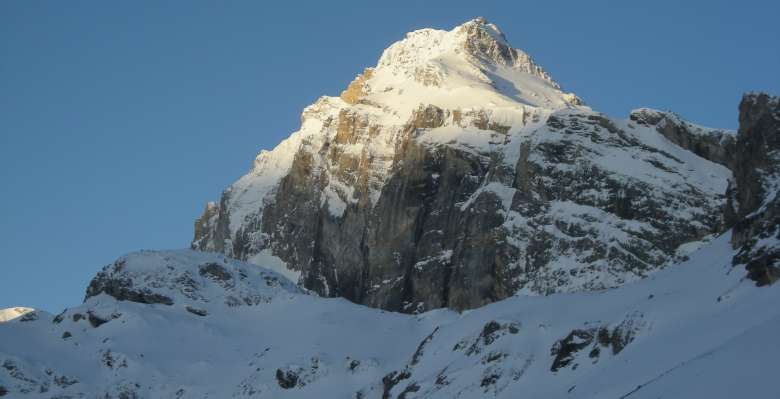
[1,18,779,398]
[192,17,734,312]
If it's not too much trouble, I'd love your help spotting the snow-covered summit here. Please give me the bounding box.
[0,307,35,323]
[354,17,582,115]
[376,17,554,83]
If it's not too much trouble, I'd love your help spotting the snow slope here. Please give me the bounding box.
[1,233,778,398]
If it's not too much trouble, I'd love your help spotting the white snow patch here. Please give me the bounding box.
[247,249,301,284]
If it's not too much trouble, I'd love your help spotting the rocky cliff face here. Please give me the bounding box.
[192,18,734,312]
[726,93,780,285]
[628,108,736,169]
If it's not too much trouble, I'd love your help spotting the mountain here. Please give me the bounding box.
[2,17,779,399]
[192,18,732,312]
[1,220,778,397]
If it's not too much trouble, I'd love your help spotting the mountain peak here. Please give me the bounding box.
[457,17,515,62]
[457,16,508,43]
[346,18,584,112]
[0,307,35,322]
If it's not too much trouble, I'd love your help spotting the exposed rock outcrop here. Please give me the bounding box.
[85,259,175,306]
[629,108,736,168]
[340,68,374,104]
[84,250,300,309]
[726,93,780,285]
[549,314,643,372]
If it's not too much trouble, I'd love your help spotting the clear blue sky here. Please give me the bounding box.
[1,1,778,313]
